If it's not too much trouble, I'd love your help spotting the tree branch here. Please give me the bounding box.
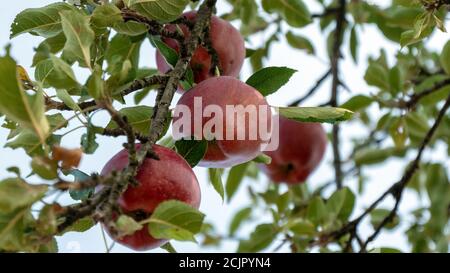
[289,69,331,106]
[324,93,450,251]
[330,0,346,189]
[56,0,218,235]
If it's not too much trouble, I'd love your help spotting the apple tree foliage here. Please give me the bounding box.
[0,0,449,253]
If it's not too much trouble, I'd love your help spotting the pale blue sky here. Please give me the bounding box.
[0,0,449,253]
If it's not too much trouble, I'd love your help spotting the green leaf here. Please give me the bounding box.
[288,219,316,236]
[364,62,390,90]
[278,107,353,123]
[10,3,75,38]
[240,0,258,24]
[278,0,311,27]
[340,95,373,112]
[106,106,154,136]
[285,32,314,54]
[37,204,59,235]
[246,67,296,96]
[150,36,179,68]
[237,223,277,252]
[31,156,58,180]
[160,242,177,253]
[440,40,450,75]
[60,217,95,234]
[56,89,81,112]
[105,34,141,74]
[229,207,252,236]
[0,55,49,143]
[148,200,205,242]
[226,162,249,202]
[68,169,94,201]
[350,26,358,63]
[252,154,272,164]
[32,33,66,66]
[370,209,399,230]
[86,65,105,99]
[306,197,328,226]
[5,130,44,156]
[208,168,224,201]
[81,122,99,155]
[60,10,95,68]
[326,187,355,221]
[35,55,80,91]
[355,147,406,166]
[114,21,148,36]
[126,0,190,23]
[400,12,434,47]
[116,215,143,236]
[175,139,208,167]
[0,178,48,214]
[0,208,35,252]
[90,3,122,32]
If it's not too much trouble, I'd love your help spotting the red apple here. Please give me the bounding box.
[101,144,201,251]
[156,11,245,88]
[173,76,272,168]
[259,116,327,184]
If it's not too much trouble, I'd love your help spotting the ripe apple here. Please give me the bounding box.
[101,144,201,251]
[156,11,245,88]
[259,116,327,184]
[173,76,272,168]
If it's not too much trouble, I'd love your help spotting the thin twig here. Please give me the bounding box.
[289,69,331,106]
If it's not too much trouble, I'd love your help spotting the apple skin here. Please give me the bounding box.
[173,76,272,168]
[100,144,201,251]
[156,11,245,88]
[259,116,327,184]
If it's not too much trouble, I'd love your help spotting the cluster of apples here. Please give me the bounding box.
[101,12,327,251]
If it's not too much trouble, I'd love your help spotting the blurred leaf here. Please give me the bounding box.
[0,178,48,214]
[229,207,252,236]
[278,107,353,123]
[370,208,399,230]
[60,217,95,234]
[340,95,373,112]
[0,54,49,142]
[116,215,143,236]
[364,62,389,90]
[160,242,177,253]
[226,162,249,202]
[350,26,358,63]
[288,219,316,236]
[400,12,434,47]
[208,168,224,201]
[306,197,328,226]
[175,139,208,167]
[355,147,406,166]
[286,32,314,54]
[237,223,277,252]
[326,187,355,221]
[440,40,450,75]
[148,200,205,242]
[31,156,58,180]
